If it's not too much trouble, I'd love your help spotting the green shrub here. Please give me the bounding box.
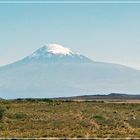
[0,107,5,121]
[8,112,27,120]
[93,115,104,120]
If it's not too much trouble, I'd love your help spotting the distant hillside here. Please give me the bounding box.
[54,93,140,100]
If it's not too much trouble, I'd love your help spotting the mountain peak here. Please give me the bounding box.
[44,44,72,55]
[29,44,74,59]
[26,43,93,63]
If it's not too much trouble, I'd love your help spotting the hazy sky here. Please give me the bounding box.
[0,1,140,69]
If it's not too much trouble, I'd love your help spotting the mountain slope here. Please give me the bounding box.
[0,44,140,99]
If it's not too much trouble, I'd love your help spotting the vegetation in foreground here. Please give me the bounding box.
[0,99,139,138]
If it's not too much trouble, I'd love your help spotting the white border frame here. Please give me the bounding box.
[0,0,140,139]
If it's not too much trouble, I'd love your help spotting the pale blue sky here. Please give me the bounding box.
[0,2,140,69]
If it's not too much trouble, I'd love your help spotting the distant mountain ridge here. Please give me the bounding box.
[0,44,140,99]
[54,93,140,100]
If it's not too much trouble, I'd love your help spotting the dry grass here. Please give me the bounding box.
[0,100,139,138]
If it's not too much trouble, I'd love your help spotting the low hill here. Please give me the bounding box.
[54,93,140,101]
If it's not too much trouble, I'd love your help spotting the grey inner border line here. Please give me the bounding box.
[0,138,139,139]
[0,0,140,4]
[0,138,140,139]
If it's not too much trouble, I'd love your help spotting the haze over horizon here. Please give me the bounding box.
[0,2,140,69]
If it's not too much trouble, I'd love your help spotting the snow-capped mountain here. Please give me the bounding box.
[0,44,140,99]
[30,44,73,56]
[24,44,93,63]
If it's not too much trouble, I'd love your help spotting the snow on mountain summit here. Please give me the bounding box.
[30,44,73,58]
[25,44,93,63]
[47,44,72,55]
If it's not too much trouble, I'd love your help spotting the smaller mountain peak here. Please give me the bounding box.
[43,44,72,55]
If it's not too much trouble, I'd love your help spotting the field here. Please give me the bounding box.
[0,99,140,138]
